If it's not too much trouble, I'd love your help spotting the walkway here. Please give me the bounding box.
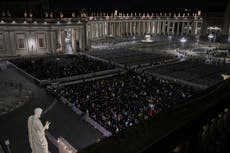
[0,65,103,153]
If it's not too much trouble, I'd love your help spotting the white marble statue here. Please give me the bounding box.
[28,108,50,153]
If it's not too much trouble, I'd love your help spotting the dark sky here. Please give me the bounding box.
[50,0,228,11]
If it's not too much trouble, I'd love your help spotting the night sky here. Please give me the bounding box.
[50,0,228,11]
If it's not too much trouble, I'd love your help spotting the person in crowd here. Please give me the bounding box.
[10,55,115,80]
[58,71,196,134]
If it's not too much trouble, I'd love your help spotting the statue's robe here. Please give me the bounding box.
[28,115,49,153]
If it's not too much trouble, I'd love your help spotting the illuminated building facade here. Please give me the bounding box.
[0,11,204,56]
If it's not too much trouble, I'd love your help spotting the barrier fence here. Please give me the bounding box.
[60,96,112,137]
[8,60,123,86]
[144,71,208,90]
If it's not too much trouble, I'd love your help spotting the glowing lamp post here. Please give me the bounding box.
[208,33,214,46]
[180,37,187,55]
[168,35,172,49]
[228,34,230,45]
[195,35,200,48]
[55,58,60,80]
[180,37,187,48]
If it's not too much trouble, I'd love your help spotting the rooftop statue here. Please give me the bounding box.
[28,108,50,153]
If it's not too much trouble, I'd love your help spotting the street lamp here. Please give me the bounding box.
[208,33,214,47]
[180,37,187,56]
[195,35,200,48]
[228,34,230,44]
[180,37,187,48]
[168,35,172,49]
[5,139,11,153]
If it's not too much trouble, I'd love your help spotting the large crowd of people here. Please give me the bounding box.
[86,48,174,66]
[10,55,115,80]
[146,61,229,87]
[58,71,197,134]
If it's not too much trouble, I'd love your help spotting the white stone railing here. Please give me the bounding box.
[45,131,78,153]
[58,137,78,153]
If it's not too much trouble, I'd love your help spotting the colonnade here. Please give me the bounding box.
[88,19,202,39]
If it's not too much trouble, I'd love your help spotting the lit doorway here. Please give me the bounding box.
[64,29,73,54]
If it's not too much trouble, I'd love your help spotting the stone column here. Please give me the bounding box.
[140,21,142,35]
[190,22,194,35]
[75,28,79,51]
[91,23,94,39]
[102,22,105,37]
[140,21,143,35]
[120,22,123,36]
[147,21,151,34]
[154,21,157,34]
[162,21,166,35]
[93,23,96,39]
[117,21,121,37]
[151,22,154,34]
[223,0,230,35]
[99,22,102,37]
[108,22,111,36]
[113,22,116,37]
[186,22,190,35]
[158,21,163,35]
[133,22,136,35]
[149,21,152,34]
[113,22,116,36]
[125,22,128,35]
[50,30,57,54]
[194,22,198,35]
[130,21,132,35]
[177,22,180,35]
[105,22,108,36]
[155,21,158,34]
[172,21,175,35]
[167,21,170,35]
[161,21,164,35]
[99,23,102,37]
[138,21,141,35]
[116,22,118,37]
[98,23,100,38]
[119,22,122,36]
[79,27,86,51]
[97,22,100,38]
[181,22,185,36]
[113,22,115,36]
[111,22,113,36]
[90,23,93,39]
[131,22,134,35]
[71,29,76,52]
[61,29,65,52]
[118,22,120,36]
[143,21,146,35]
[79,28,83,51]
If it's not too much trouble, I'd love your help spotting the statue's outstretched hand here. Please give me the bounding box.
[44,121,50,130]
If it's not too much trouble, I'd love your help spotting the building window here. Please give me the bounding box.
[0,40,3,50]
[18,38,25,49]
[37,34,46,48]
[16,34,26,49]
[0,39,3,50]
[0,34,4,50]
[38,38,45,48]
